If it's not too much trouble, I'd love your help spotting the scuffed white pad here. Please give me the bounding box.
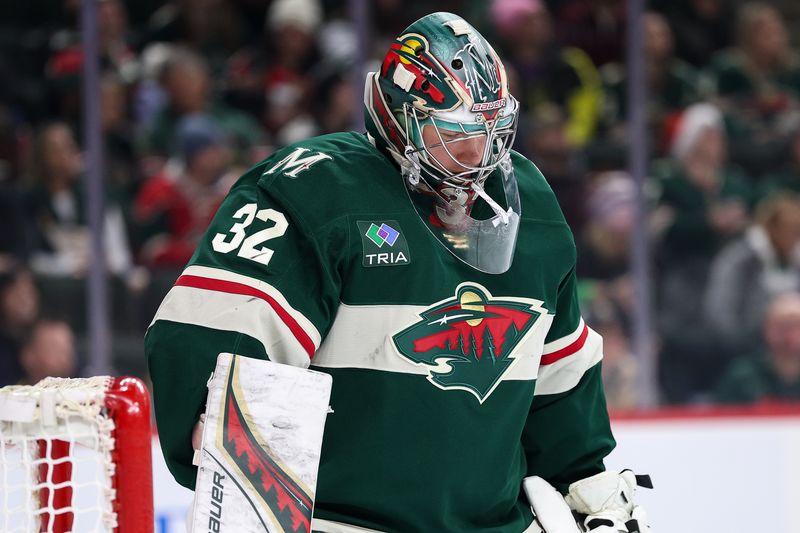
[191,353,332,533]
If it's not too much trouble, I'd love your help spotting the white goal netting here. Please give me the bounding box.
[0,376,118,533]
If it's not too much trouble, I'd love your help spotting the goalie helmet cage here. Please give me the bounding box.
[0,376,154,533]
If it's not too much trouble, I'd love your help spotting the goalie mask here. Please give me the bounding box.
[365,12,521,274]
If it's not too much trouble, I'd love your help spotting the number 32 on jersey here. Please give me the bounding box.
[211,203,288,266]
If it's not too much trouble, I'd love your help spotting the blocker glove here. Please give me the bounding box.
[523,470,653,533]
[565,469,653,532]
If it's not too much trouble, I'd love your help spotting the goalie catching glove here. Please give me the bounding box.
[524,470,653,532]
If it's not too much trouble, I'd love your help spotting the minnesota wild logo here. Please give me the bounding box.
[392,283,543,402]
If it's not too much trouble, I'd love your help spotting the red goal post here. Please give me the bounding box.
[0,376,154,532]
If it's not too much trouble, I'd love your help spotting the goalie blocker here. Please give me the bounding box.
[190,353,332,533]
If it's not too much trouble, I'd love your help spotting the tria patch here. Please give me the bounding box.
[357,220,411,267]
[392,283,545,402]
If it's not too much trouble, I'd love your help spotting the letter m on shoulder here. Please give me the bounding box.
[264,147,333,178]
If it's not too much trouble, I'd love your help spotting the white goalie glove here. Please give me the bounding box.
[523,470,653,533]
[566,470,653,532]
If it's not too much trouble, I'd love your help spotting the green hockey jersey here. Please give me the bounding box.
[145,132,615,532]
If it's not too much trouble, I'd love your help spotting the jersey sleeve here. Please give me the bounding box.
[145,165,346,489]
[522,264,616,493]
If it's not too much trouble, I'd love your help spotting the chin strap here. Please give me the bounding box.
[471,180,511,226]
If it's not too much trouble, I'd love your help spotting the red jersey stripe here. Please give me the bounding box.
[174,274,316,359]
[540,324,589,366]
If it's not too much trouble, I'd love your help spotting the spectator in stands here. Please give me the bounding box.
[100,73,140,206]
[574,172,664,410]
[262,0,323,146]
[222,0,326,146]
[0,184,33,263]
[710,3,800,105]
[0,266,39,386]
[524,105,588,232]
[576,172,667,398]
[760,126,800,200]
[26,121,133,277]
[655,0,735,68]
[704,193,800,360]
[144,0,248,74]
[134,43,173,132]
[95,0,141,83]
[315,73,357,136]
[708,3,800,176]
[555,0,626,67]
[143,47,263,165]
[133,114,234,268]
[600,12,705,158]
[0,102,35,261]
[143,47,210,153]
[655,102,753,403]
[45,0,140,124]
[716,292,800,404]
[19,318,76,386]
[656,103,752,260]
[577,172,637,282]
[490,0,603,147]
[585,297,640,411]
[0,102,28,185]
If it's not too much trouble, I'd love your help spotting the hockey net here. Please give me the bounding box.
[0,376,153,533]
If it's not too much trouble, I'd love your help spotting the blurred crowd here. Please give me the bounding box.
[2,0,800,409]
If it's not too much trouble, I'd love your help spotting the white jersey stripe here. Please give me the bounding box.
[534,326,603,396]
[149,285,311,368]
[312,303,554,381]
[182,264,322,349]
[542,318,586,354]
[151,271,601,391]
